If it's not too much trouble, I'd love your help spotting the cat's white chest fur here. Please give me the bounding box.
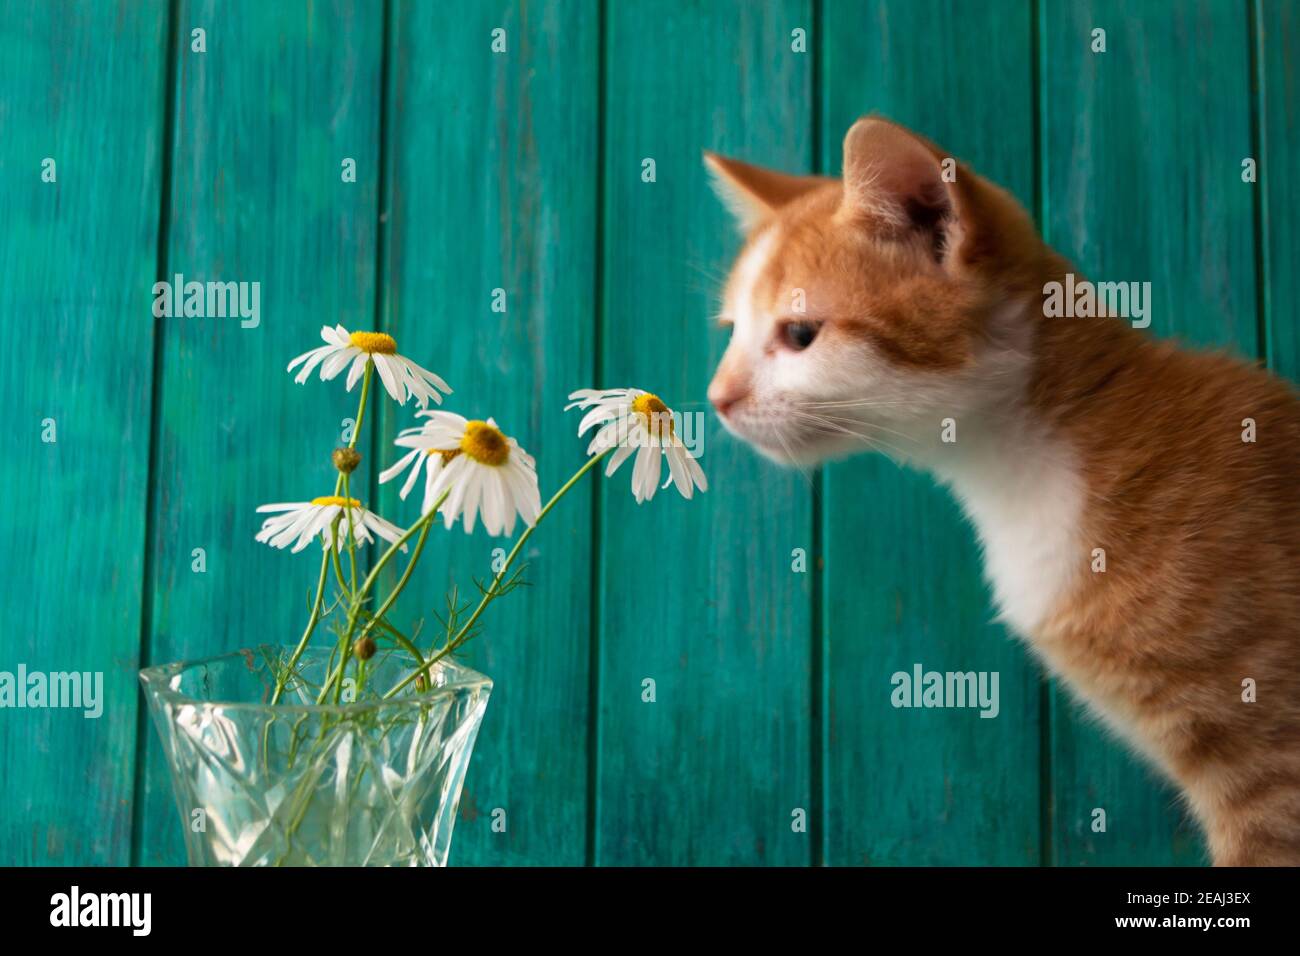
[929,414,1086,639]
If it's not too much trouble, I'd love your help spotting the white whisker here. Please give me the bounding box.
[782,410,912,461]
[771,426,816,488]
[783,408,919,447]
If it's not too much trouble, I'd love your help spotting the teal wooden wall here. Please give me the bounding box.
[1,0,1295,866]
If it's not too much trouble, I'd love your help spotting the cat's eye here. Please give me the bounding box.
[779,320,820,351]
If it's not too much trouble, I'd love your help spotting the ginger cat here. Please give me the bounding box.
[705,116,1300,866]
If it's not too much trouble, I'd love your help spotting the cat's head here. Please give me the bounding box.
[705,116,1047,466]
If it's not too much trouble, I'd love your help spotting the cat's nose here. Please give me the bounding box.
[708,378,747,417]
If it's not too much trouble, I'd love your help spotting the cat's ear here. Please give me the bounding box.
[704,151,824,233]
[839,117,965,261]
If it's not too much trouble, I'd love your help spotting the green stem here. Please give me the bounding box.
[329,538,348,595]
[270,546,331,706]
[327,362,372,501]
[383,449,609,699]
[323,364,372,703]
[265,363,376,797]
[315,499,445,705]
[349,362,372,450]
[342,471,359,593]
[338,364,371,597]
[363,611,415,645]
[262,535,333,771]
[359,517,433,647]
[359,610,426,669]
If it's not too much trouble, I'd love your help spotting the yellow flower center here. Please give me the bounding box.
[349,331,398,354]
[632,392,675,438]
[311,496,362,508]
[459,420,510,466]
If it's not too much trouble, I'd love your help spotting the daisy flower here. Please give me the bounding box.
[287,325,452,408]
[255,496,407,553]
[566,387,708,503]
[378,412,541,536]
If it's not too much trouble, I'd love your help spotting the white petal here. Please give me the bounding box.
[434,457,470,526]
[564,388,602,409]
[268,507,316,549]
[587,421,622,456]
[287,345,324,372]
[605,442,636,477]
[394,431,436,449]
[278,508,324,551]
[409,426,461,448]
[328,347,362,381]
[371,352,403,403]
[344,516,372,550]
[396,356,451,405]
[481,471,507,536]
[499,481,518,537]
[505,461,540,527]
[565,387,636,410]
[644,445,662,502]
[390,356,420,400]
[363,510,408,551]
[509,438,537,471]
[666,444,692,498]
[417,409,464,425]
[301,503,338,543]
[421,462,445,515]
[345,352,370,390]
[632,445,652,503]
[379,448,420,485]
[401,453,430,500]
[577,403,624,436]
[256,513,294,545]
[289,345,335,382]
[686,452,708,492]
[460,469,484,534]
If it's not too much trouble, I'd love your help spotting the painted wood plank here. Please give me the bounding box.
[820,0,1042,866]
[376,0,599,865]
[598,0,814,866]
[136,0,384,865]
[1257,0,1300,381]
[1040,0,1257,865]
[0,0,168,866]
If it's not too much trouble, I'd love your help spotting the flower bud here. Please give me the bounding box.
[415,674,428,693]
[332,447,362,474]
[354,635,377,661]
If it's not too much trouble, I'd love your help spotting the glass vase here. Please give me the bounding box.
[139,646,491,867]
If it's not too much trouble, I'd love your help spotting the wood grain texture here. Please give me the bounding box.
[3,0,1292,868]
[376,0,599,866]
[1040,0,1258,865]
[0,0,168,866]
[597,0,815,866]
[820,0,1042,866]
[1257,0,1300,381]
[135,0,383,865]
